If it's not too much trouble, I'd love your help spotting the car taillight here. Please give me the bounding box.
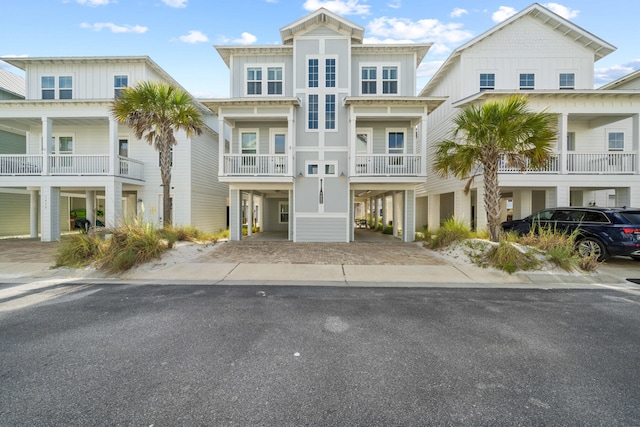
[622,227,640,234]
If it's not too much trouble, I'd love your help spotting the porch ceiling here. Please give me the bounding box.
[0,117,109,133]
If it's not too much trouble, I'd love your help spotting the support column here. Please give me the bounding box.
[247,191,254,236]
[288,189,294,241]
[373,197,378,229]
[403,190,415,242]
[109,117,119,175]
[558,113,568,174]
[41,117,52,175]
[554,185,570,208]
[40,186,60,242]
[392,191,398,237]
[86,190,96,230]
[219,115,226,177]
[420,111,428,177]
[30,190,38,238]
[475,184,488,231]
[632,113,639,175]
[229,188,242,241]
[105,181,123,229]
[615,187,631,207]
[454,190,471,226]
[381,194,387,231]
[512,189,532,221]
[427,194,440,231]
[349,190,355,242]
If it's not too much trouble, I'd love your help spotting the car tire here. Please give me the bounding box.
[631,256,640,262]
[576,237,608,262]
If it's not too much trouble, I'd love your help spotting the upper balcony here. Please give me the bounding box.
[498,152,638,175]
[0,154,144,180]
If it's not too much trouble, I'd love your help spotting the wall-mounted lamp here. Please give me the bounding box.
[298,172,303,177]
[340,171,345,177]
[137,199,143,203]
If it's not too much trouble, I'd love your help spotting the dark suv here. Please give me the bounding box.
[501,207,640,261]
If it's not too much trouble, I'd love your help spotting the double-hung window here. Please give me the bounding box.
[308,94,319,130]
[362,67,377,94]
[279,202,289,224]
[114,75,128,98]
[42,76,55,99]
[480,73,495,91]
[608,132,624,151]
[308,59,319,88]
[325,58,336,88]
[325,94,335,130]
[247,67,262,95]
[241,131,258,168]
[382,66,398,94]
[519,73,534,90]
[388,130,405,166]
[559,73,575,90]
[267,67,282,95]
[59,76,73,99]
[42,76,73,99]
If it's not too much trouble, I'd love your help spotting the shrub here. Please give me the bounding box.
[430,218,471,249]
[55,234,104,268]
[99,223,167,273]
[482,241,540,274]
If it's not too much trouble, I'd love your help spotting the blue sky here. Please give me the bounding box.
[1,0,638,97]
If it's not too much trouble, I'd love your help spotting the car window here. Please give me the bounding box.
[620,211,640,224]
[551,210,574,221]
[532,210,554,221]
[581,211,609,223]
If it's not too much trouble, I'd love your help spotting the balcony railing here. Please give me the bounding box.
[223,154,289,176]
[354,154,422,176]
[0,154,144,180]
[498,152,637,174]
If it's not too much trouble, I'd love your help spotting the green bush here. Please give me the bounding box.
[99,223,167,273]
[430,218,471,249]
[482,241,540,274]
[55,234,104,268]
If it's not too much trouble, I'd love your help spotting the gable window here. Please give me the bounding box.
[559,73,575,89]
[519,73,534,90]
[326,58,336,88]
[267,67,282,95]
[480,73,495,91]
[308,94,318,130]
[114,75,128,98]
[325,94,336,130]
[362,67,377,94]
[382,66,398,94]
[42,76,55,99]
[608,132,624,151]
[308,59,319,88]
[278,201,289,224]
[247,67,262,95]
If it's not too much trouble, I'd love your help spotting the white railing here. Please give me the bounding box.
[49,154,109,175]
[119,156,145,180]
[498,154,559,173]
[354,154,422,176]
[224,154,289,175]
[0,155,43,175]
[567,152,636,174]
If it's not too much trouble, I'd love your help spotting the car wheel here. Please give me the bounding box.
[631,256,640,262]
[576,237,608,261]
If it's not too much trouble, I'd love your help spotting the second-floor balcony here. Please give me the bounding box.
[223,154,290,176]
[0,154,144,180]
[354,154,422,176]
[498,152,638,174]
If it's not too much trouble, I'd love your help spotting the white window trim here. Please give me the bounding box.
[269,128,287,154]
[278,201,289,224]
[304,160,338,177]
[243,64,285,97]
[239,129,260,154]
[113,73,130,98]
[518,71,535,90]
[606,129,625,151]
[306,94,319,132]
[356,128,373,154]
[324,93,338,132]
[52,133,75,154]
[359,63,401,96]
[559,71,576,90]
[386,128,407,154]
[479,71,496,91]
[324,57,338,89]
[305,161,320,177]
[40,74,75,100]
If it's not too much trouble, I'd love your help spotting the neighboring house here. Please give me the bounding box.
[418,3,640,230]
[0,56,227,241]
[203,8,444,242]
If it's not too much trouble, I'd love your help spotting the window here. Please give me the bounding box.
[608,132,624,151]
[279,202,289,224]
[273,133,286,154]
[324,163,336,175]
[519,73,534,90]
[118,139,128,157]
[325,94,336,130]
[247,67,262,95]
[241,132,258,154]
[388,132,405,154]
[307,163,319,175]
[326,58,336,88]
[59,76,73,99]
[42,76,55,99]
[362,67,377,94]
[267,67,282,95]
[58,136,73,154]
[480,73,495,91]
[114,75,128,98]
[356,129,371,154]
[305,161,337,177]
[559,73,575,89]
[567,132,576,151]
[382,66,398,94]
[308,94,318,130]
[308,59,319,88]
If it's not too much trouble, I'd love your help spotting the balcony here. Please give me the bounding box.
[498,152,637,174]
[223,154,290,176]
[354,154,422,176]
[0,154,144,180]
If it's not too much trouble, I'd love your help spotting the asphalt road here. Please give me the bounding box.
[1,282,640,426]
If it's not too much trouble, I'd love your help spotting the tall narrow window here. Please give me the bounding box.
[308,59,319,88]
[608,132,624,151]
[519,73,534,90]
[114,75,128,98]
[59,76,72,99]
[267,67,282,95]
[382,66,398,94]
[247,67,262,95]
[326,58,336,88]
[241,132,257,154]
[325,94,335,129]
[388,132,404,154]
[279,202,289,224]
[118,139,128,157]
[559,73,575,89]
[308,94,318,130]
[362,67,376,94]
[480,73,495,91]
[273,134,286,154]
[42,76,55,99]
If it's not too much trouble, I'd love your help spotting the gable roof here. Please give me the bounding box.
[420,3,616,96]
[280,8,364,44]
[599,69,640,90]
[0,68,25,98]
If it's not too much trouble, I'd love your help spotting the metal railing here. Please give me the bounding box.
[223,154,289,175]
[354,154,422,176]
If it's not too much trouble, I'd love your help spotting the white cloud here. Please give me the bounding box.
[492,6,517,23]
[428,43,451,56]
[450,8,468,18]
[179,30,209,44]
[162,0,187,8]
[80,22,148,33]
[595,59,640,87]
[363,37,416,44]
[234,32,257,45]
[387,0,401,9]
[543,3,579,19]
[302,0,370,16]
[76,0,111,5]
[367,16,473,45]
[417,60,444,80]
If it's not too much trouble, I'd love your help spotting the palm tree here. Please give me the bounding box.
[111,81,204,228]
[434,95,557,242]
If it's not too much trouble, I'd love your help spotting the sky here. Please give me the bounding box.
[1,0,639,98]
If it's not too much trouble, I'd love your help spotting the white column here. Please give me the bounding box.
[288,108,294,177]
[105,181,123,228]
[349,190,355,241]
[109,117,119,175]
[454,190,471,226]
[86,190,96,229]
[512,189,532,221]
[40,186,60,242]
[229,188,241,241]
[218,115,225,177]
[381,194,387,230]
[41,117,52,175]
[558,113,568,175]
[632,113,639,175]
[288,189,294,241]
[403,190,415,242]
[427,194,441,230]
[30,190,38,238]
[615,187,631,207]
[420,111,428,177]
[247,191,254,236]
[349,107,356,176]
[392,191,398,237]
[554,185,570,208]
[475,184,488,231]
[258,194,264,232]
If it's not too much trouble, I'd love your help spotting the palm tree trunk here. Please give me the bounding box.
[483,158,502,242]
[160,140,172,228]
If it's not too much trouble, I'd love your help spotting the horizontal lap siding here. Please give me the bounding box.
[296,216,347,242]
[0,193,30,236]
